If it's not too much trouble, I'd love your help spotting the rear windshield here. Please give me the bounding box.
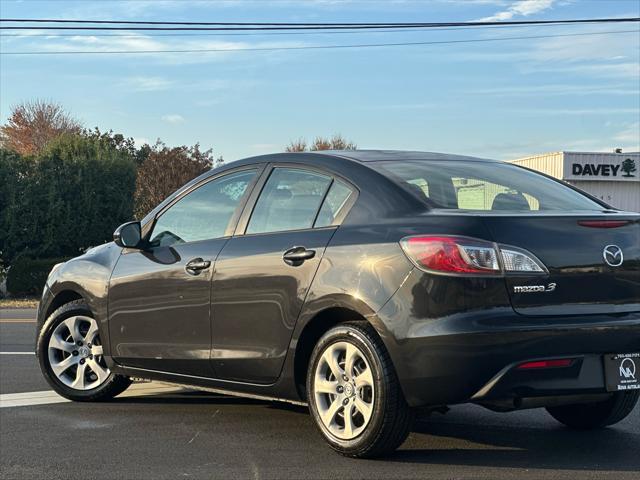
[375,160,604,212]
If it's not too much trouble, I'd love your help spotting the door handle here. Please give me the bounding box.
[185,258,211,275]
[283,246,316,266]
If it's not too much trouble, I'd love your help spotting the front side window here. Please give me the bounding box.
[247,168,332,234]
[376,160,603,211]
[150,170,256,247]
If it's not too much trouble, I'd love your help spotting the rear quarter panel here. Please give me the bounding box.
[296,214,501,367]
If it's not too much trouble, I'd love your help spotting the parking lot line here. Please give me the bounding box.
[0,352,34,355]
[0,382,186,408]
[0,319,36,323]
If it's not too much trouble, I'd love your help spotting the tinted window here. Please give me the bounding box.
[150,170,256,247]
[315,180,353,227]
[376,161,602,211]
[247,168,332,234]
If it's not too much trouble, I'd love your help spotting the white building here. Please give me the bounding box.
[510,151,640,212]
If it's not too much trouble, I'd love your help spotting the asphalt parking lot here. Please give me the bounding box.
[1,308,638,480]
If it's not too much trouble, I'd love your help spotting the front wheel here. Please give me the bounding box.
[306,322,413,458]
[546,391,639,429]
[37,300,131,401]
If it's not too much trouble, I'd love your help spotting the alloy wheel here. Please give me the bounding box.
[313,341,375,440]
[47,315,110,390]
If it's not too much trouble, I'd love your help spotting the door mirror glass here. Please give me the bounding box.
[114,221,142,249]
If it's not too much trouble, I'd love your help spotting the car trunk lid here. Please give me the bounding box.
[482,213,640,316]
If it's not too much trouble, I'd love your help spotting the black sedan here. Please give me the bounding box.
[36,150,640,458]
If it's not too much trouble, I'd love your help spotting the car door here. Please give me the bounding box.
[108,167,260,377]
[211,165,356,383]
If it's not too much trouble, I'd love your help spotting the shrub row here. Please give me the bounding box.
[1,133,137,275]
[6,257,68,296]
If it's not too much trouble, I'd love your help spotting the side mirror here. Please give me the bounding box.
[113,221,143,249]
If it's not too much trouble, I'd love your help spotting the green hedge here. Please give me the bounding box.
[0,133,137,266]
[6,257,68,296]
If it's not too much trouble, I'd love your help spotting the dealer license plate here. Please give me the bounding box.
[604,353,640,392]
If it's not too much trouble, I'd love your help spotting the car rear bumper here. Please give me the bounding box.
[375,270,640,408]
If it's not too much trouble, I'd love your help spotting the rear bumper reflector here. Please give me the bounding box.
[516,359,575,370]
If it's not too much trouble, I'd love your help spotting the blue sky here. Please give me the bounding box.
[1,0,639,161]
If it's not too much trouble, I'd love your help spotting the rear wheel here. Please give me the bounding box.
[37,300,131,401]
[306,322,413,458]
[546,391,639,429]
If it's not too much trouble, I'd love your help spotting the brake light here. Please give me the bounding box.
[400,236,499,274]
[400,235,548,275]
[578,220,630,228]
[517,359,575,370]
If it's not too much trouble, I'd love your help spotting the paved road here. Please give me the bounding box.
[1,309,638,479]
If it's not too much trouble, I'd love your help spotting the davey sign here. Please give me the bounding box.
[563,154,639,182]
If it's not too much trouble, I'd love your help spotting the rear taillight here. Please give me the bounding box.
[500,248,545,273]
[400,236,499,274]
[400,235,547,275]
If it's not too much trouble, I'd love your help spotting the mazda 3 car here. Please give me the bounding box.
[36,150,640,457]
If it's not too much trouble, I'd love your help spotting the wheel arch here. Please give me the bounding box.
[293,305,387,399]
[44,290,85,319]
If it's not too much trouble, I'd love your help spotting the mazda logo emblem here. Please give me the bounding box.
[603,245,624,267]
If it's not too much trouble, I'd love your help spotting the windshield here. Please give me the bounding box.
[375,160,605,212]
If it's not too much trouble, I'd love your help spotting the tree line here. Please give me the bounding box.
[0,100,355,296]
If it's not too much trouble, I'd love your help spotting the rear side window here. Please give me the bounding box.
[247,168,332,234]
[315,180,353,228]
[376,161,603,211]
[150,169,256,247]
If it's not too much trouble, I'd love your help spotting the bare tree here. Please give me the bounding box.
[285,138,308,152]
[285,134,356,152]
[314,134,357,151]
[133,141,215,218]
[0,100,82,155]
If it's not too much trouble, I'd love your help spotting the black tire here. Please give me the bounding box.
[306,321,414,458]
[546,391,639,429]
[37,299,131,401]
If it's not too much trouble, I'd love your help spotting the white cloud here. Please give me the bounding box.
[438,26,639,81]
[478,0,556,22]
[161,114,185,124]
[365,102,435,110]
[511,108,639,116]
[536,61,640,80]
[614,122,640,145]
[469,84,640,97]
[125,76,174,92]
[526,29,636,63]
[15,31,307,65]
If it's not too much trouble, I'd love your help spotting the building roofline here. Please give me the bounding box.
[510,150,640,162]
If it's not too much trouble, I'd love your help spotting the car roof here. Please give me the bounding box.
[235,150,497,165]
[225,150,504,171]
[305,149,497,163]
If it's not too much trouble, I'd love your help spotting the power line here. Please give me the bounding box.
[2,17,638,26]
[0,23,598,38]
[1,17,638,31]
[1,29,635,55]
